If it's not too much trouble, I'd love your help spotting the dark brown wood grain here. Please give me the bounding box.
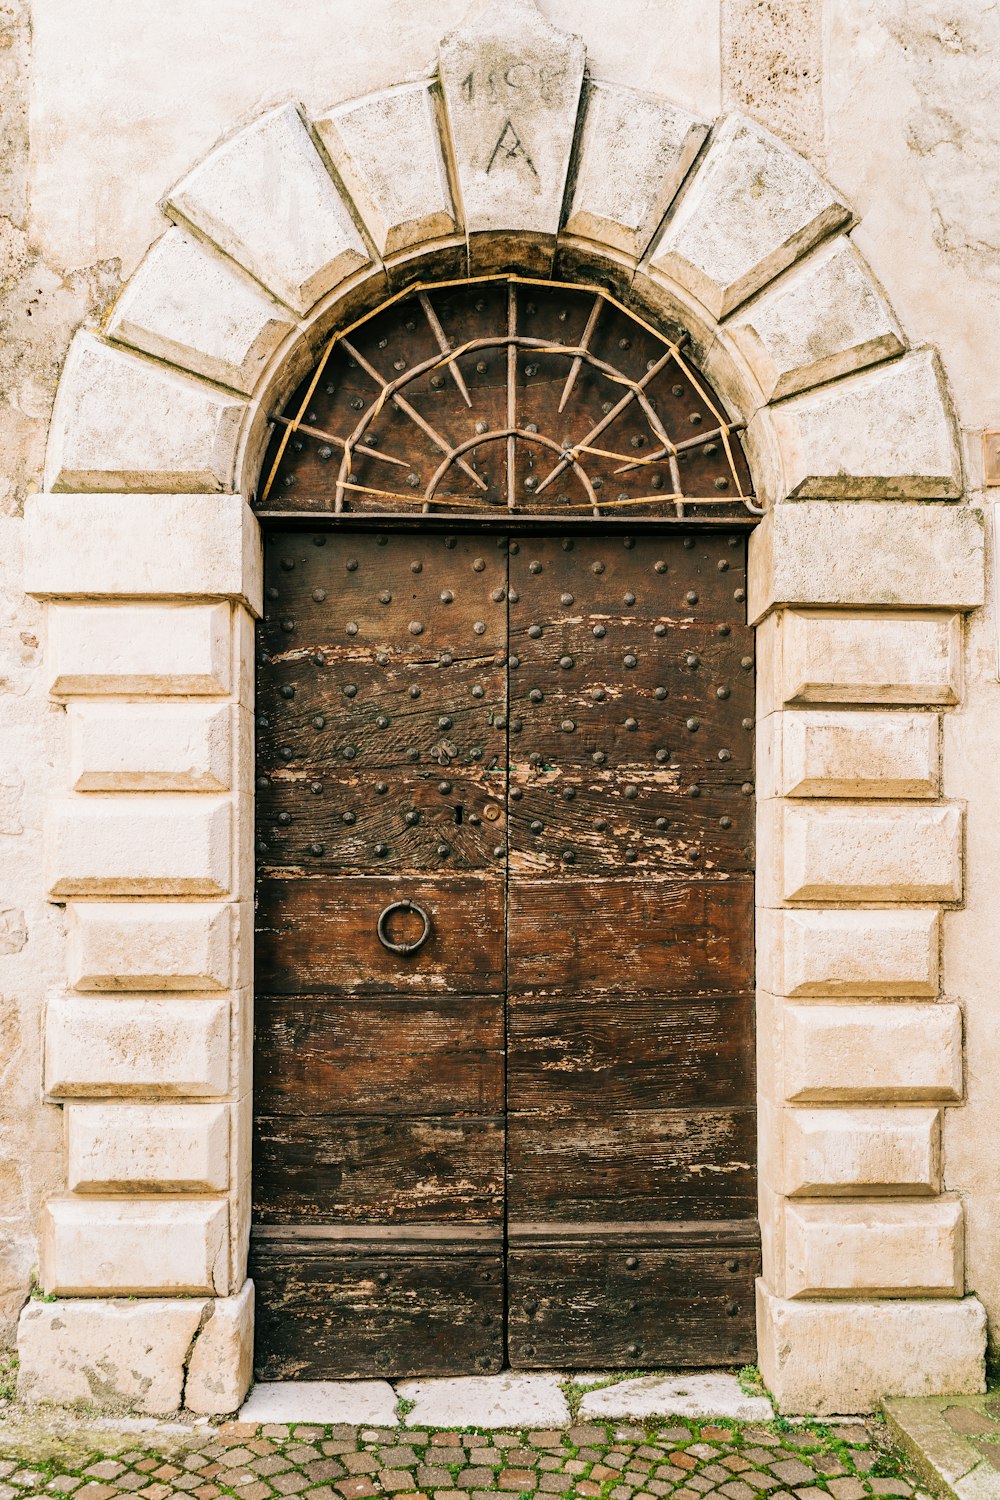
[255,995,504,1115]
[507,877,754,995]
[254,1114,504,1223]
[250,1230,504,1378]
[507,1234,760,1368]
[507,994,754,1113]
[255,874,506,994]
[507,1106,757,1222]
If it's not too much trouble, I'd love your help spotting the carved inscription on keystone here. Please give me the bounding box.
[439,4,585,236]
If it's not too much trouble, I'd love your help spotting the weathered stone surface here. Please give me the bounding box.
[45,995,230,1097]
[647,112,850,318]
[67,1101,230,1192]
[17,1296,208,1413]
[765,1102,941,1196]
[577,1371,773,1421]
[166,103,370,315]
[25,493,262,612]
[438,0,585,246]
[748,502,984,622]
[760,350,962,501]
[67,900,235,991]
[781,1001,963,1102]
[47,602,232,697]
[315,81,457,260]
[783,1198,964,1297]
[563,80,707,260]
[185,1278,254,1415]
[45,333,244,493]
[757,906,940,997]
[69,702,233,792]
[757,1282,986,1413]
[46,795,233,897]
[41,1197,229,1295]
[727,236,905,400]
[239,1378,398,1425]
[105,228,296,393]
[759,609,963,709]
[759,710,939,799]
[0,907,27,955]
[397,1372,570,1429]
[766,801,962,903]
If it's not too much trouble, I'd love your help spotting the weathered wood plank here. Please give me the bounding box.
[254,1114,504,1223]
[256,874,506,994]
[250,1233,504,1379]
[507,1106,757,1221]
[508,994,754,1114]
[255,994,504,1116]
[507,877,754,995]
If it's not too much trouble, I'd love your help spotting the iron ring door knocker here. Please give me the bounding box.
[377,899,432,956]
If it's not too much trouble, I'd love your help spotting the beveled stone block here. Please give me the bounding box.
[765,1101,941,1196]
[45,333,244,493]
[315,81,457,259]
[46,796,233,898]
[647,113,850,318]
[765,610,963,708]
[67,1102,230,1192]
[782,1001,963,1102]
[105,228,296,393]
[762,710,939,799]
[757,906,940,997]
[47,602,232,697]
[68,702,233,792]
[166,103,371,315]
[772,802,962,903]
[67,901,235,991]
[41,1198,229,1295]
[46,996,230,1098]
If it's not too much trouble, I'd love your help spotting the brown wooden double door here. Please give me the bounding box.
[251,527,757,1378]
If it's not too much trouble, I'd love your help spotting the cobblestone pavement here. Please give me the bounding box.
[0,1410,928,1500]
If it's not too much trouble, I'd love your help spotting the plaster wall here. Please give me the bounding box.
[2,0,1000,1385]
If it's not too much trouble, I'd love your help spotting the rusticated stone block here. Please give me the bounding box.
[47,602,231,697]
[763,1101,941,1196]
[766,802,962,903]
[41,1198,229,1295]
[757,906,940,997]
[46,995,230,1098]
[781,1001,963,1102]
[759,710,939,799]
[67,900,235,991]
[69,702,233,792]
[46,796,233,898]
[67,1101,230,1192]
[783,1198,963,1297]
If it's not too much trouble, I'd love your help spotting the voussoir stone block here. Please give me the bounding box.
[757,906,940,997]
[763,609,963,708]
[105,228,296,393]
[315,81,457,260]
[761,710,939,799]
[46,795,233,898]
[761,350,962,502]
[17,1296,209,1413]
[748,503,984,622]
[45,333,244,493]
[47,602,232,697]
[69,702,233,792]
[782,1001,963,1102]
[757,1281,986,1413]
[167,103,371,316]
[771,801,962,903]
[41,1197,229,1295]
[25,493,262,613]
[727,237,905,401]
[67,1101,229,1193]
[185,1278,254,1415]
[766,1101,941,1196]
[783,1198,964,1299]
[45,995,230,1098]
[563,79,707,261]
[439,0,585,246]
[67,900,235,991]
[647,113,850,319]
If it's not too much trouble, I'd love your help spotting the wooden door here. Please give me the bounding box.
[251,526,757,1378]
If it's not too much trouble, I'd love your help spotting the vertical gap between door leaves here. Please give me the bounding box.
[501,530,511,1370]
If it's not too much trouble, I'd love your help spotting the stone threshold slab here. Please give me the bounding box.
[884,1394,1000,1500]
[239,1370,772,1427]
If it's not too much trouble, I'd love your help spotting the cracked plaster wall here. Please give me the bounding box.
[4,0,1000,1354]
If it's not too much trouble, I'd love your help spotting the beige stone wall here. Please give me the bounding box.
[4,0,1000,1408]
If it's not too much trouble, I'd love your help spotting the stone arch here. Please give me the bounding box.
[21,0,988,1420]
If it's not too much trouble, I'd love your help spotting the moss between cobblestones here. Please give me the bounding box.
[0,1408,929,1500]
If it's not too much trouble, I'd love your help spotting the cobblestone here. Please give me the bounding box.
[0,1405,928,1500]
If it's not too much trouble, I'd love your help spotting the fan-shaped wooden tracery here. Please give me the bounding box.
[257,276,758,523]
